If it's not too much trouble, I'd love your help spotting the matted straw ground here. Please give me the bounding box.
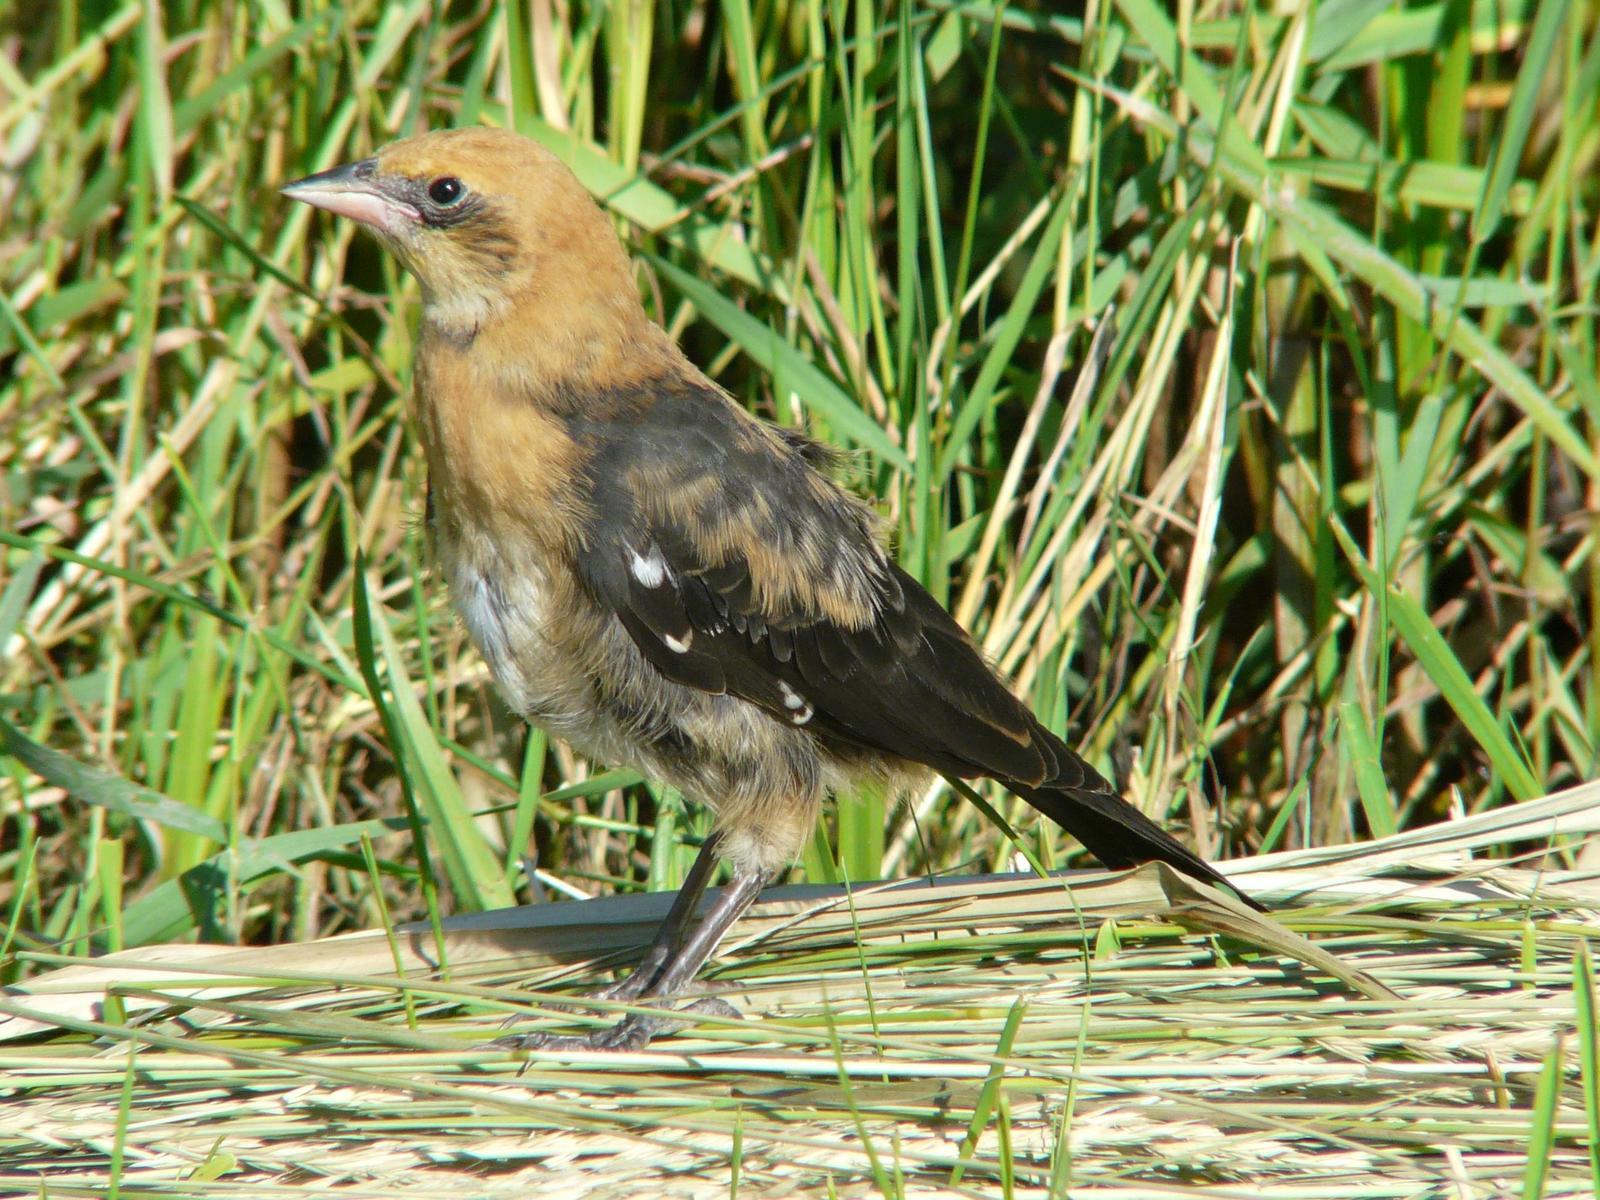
[3,784,1598,1198]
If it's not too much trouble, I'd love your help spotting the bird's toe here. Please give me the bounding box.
[490,995,743,1054]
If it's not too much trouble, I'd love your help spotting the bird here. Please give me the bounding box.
[281,127,1260,1052]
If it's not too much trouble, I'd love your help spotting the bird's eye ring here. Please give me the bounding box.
[428,176,466,206]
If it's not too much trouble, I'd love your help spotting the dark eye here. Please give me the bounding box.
[428,176,466,206]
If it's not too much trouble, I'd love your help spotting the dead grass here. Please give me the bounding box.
[3,785,1596,1197]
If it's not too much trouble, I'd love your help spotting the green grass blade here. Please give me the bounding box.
[0,717,227,844]
[1474,0,1570,244]
[651,257,908,469]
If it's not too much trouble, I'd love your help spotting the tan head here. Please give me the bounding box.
[281,128,643,343]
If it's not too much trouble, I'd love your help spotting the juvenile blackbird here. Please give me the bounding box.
[282,127,1257,1051]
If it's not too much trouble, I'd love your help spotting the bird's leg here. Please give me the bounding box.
[633,860,773,999]
[596,830,725,1001]
[496,853,774,1052]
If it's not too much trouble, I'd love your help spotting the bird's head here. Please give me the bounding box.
[281,127,641,342]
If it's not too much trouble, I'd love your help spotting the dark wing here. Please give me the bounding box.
[572,381,1061,784]
[571,376,1257,907]
[606,531,1079,788]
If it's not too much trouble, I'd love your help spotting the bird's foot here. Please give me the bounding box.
[491,995,741,1053]
[591,967,659,1002]
[491,966,674,1035]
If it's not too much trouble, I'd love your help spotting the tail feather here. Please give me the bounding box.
[1012,781,1265,913]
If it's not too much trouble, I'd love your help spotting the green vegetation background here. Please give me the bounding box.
[1,0,1595,962]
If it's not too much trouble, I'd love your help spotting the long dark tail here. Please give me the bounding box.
[1012,782,1266,913]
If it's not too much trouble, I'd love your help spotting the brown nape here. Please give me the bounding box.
[282,126,1259,1056]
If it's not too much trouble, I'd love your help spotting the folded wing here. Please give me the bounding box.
[569,377,1254,906]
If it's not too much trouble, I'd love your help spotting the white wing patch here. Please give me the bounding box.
[663,631,693,653]
[778,680,814,725]
[630,545,671,589]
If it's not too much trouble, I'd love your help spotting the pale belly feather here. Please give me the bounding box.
[440,536,598,745]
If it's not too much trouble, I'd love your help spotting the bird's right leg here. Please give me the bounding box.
[597,830,725,1000]
[496,848,773,1052]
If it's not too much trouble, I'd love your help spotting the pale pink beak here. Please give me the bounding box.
[280,158,420,235]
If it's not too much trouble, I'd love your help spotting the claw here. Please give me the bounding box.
[491,996,743,1053]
